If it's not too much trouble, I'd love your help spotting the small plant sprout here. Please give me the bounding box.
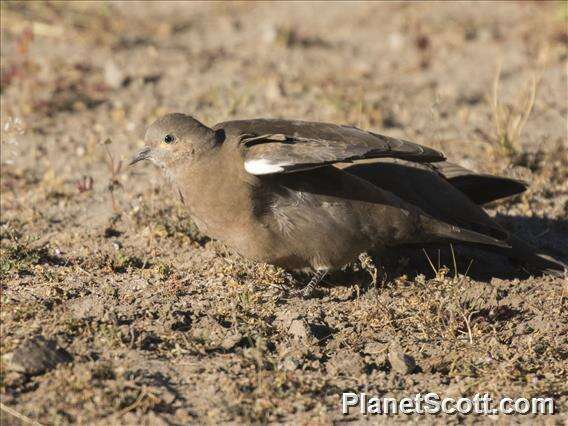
[490,63,538,155]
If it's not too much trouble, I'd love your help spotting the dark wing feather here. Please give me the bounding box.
[339,158,528,206]
[214,119,445,175]
[430,161,528,205]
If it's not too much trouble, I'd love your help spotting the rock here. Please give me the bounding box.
[388,32,405,50]
[288,318,310,340]
[275,309,332,342]
[3,336,72,375]
[261,23,278,44]
[174,408,194,423]
[326,350,363,376]
[68,295,105,320]
[388,350,417,375]
[159,389,177,405]
[362,343,388,369]
[191,316,226,346]
[144,412,169,426]
[104,60,126,89]
[275,309,301,324]
[276,310,310,340]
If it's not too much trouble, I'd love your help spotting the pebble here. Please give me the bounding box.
[388,349,417,375]
[326,350,363,376]
[3,336,72,375]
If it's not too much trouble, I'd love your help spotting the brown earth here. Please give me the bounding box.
[1,1,567,424]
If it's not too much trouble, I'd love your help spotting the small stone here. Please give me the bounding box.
[388,32,405,50]
[3,336,72,375]
[288,318,310,340]
[276,310,311,341]
[144,412,169,426]
[326,350,363,376]
[160,389,177,405]
[68,295,105,320]
[104,60,126,89]
[388,350,417,375]
[175,408,193,422]
[261,23,278,44]
[191,316,226,347]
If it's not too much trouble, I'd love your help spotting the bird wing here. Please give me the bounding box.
[339,159,528,205]
[215,119,445,175]
[337,159,510,240]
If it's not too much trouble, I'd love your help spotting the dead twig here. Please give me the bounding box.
[423,248,437,276]
[114,388,147,418]
[449,243,458,279]
[0,403,43,426]
[460,310,478,345]
[102,138,123,212]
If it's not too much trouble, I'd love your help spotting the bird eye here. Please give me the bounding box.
[163,134,175,144]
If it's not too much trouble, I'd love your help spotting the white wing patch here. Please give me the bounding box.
[244,159,286,175]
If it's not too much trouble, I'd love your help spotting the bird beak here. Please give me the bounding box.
[129,147,151,166]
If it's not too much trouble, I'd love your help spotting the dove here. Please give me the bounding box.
[130,113,566,294]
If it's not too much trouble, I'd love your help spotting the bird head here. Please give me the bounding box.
[130,113,217,169]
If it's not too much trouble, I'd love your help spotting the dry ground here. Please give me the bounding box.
[1,1,567,424]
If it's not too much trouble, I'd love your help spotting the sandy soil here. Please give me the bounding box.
[1,1,567,424]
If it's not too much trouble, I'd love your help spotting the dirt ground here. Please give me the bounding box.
[1,1,567,424]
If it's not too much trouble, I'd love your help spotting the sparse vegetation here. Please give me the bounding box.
[490,64,538,155]
[1,1,567,424]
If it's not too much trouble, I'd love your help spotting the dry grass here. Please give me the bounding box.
[1,1,567,424]
[490,63,538,155]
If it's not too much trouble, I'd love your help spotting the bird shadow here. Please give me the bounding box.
[380,213,568,282]
[318,213,567,287]
[273,213,567,302]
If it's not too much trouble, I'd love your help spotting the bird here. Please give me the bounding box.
[130,113,566,294]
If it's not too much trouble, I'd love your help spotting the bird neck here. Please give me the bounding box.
[170,145,256,239]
